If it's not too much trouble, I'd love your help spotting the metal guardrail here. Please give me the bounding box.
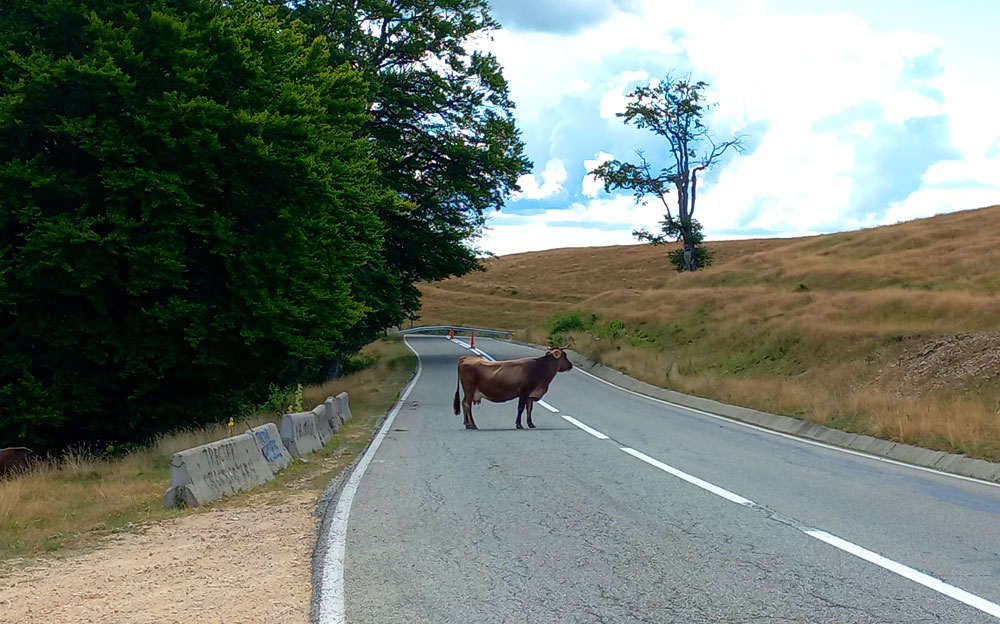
[399,325,513,338]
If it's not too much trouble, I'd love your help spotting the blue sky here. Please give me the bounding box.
[479,0,1000,255]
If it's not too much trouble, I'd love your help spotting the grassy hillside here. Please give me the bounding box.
[420,205,1000,462]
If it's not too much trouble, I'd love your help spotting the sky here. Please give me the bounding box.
[477,0,1000,256]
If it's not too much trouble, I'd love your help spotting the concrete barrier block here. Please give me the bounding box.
[163,433,274,507]
[248,423,292,475]
[322,397,341,436]
[336,392,352,425]
[280,411,324,456]
[313,402,335,445]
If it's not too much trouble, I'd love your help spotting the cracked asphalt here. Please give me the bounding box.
[338,336,1000,623]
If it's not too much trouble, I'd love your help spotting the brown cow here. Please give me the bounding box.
[453,347,573,430]
[0,447,42,479]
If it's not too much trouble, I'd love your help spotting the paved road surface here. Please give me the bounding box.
[320,335,1000,623]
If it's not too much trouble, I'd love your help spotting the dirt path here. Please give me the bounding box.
[0,492,317,624]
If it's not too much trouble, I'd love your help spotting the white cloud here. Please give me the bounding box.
[582,151,615,198]
[599,70,650,119]
[514,159,568,200]
[883,187,1000,225]
[483,0,996,248]
[482,223,637,256]
[482,194,662,255]
[922,159,1000,186]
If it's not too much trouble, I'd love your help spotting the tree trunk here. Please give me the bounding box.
[680,218,697,271]
[321,355,343,380]
[682,239,696,271]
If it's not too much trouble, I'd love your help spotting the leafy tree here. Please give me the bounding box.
[592,75,744,271]
[276,0,532,308]
[0,0,396,451]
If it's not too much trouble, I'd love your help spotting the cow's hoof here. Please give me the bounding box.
[528,423,536,429]
[465,424,477,430]
[516,423,524,429]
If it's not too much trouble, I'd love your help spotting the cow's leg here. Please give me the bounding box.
[526,399,536,429]
[458,374,479,430]
[461,389,477,430]
[463,400,477,430]
[515,396,525,429]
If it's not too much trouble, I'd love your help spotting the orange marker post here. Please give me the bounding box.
[449,328,455,339]
[470,333,475,349]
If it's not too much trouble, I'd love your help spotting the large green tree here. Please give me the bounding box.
[593,75,745,271]
[277,0,532,317]
[0,0,396,451]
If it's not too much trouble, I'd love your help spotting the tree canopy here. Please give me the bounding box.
[278,0,532,289]
[0,0,409,451]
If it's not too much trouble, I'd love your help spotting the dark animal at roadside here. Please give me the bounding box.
[453,347,573,430]
[0,447,42,479]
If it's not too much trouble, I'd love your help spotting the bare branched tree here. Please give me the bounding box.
[592,75,746,271]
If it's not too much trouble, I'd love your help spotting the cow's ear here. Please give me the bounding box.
[550,348,563,359]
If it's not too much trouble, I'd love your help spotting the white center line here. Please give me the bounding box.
[537,400,559,412]
[805,529,1000,619]
[562,415,609,439]
[621,447,755,506]
[619,444,1000,619]
[473,348,495,360]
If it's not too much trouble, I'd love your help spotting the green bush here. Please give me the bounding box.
[594,319,627,339]
[668,244,713,272]
[546,310,597,345]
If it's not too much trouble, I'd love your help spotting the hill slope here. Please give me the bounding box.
[420,205,1000,462]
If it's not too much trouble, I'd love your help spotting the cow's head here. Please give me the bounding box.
[545,347,573,372]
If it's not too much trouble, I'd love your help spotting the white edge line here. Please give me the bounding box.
[575,367,1000,490]
[805,529,1000,619]
[317,337,422,624]
[537,400,559,413]
[621,447,755,507]
[561,415,609,439]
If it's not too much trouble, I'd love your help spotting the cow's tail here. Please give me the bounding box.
[453,375,461,416]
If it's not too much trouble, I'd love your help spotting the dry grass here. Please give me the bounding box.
[421,205,1000,462]
[0,336,416,562]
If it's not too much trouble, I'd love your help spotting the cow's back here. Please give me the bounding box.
[458,355,536,402]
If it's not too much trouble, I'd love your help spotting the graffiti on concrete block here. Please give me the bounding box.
[255,430,285,462]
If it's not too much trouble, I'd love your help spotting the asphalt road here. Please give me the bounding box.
[320,335,1000,623]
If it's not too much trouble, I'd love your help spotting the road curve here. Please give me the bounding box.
[316,335,1000,623]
